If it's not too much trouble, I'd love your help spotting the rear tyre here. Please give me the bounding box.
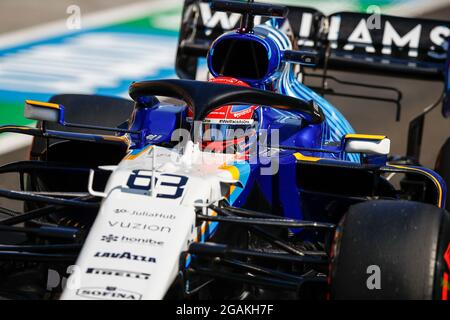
[435,138,450,212]
[330,200,450,300]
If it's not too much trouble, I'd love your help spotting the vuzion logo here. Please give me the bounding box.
[76,286,142,300]
[108,220,171,233]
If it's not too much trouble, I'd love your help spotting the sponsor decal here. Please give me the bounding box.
[113,208,176,220]
[205,105,257,121]
[328,15,449,60]
[196,3,449,61]
[312,101,321,117]
[86,267,151,280]
[101,234,164,246]
[189,104,257,125]
[101,234,118,243]
[203,118,254,125]
[76,286,142,300]
[108,220,171,233]
[94,251,156,263]
[145,134,163,142]
[231,106,257,118]
[443,272,449,301]
[441,243,450,300]
[444,242,450,270]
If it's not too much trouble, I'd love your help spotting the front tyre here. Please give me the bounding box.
[330,200,450,300]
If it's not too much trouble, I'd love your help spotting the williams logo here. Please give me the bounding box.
[108,220,171,233]
[86,267,151,280]
[76,286,142,300]
[94,251,156,263]
[101,234,164,246]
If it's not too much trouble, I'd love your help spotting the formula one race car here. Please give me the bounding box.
[0,0,449,300]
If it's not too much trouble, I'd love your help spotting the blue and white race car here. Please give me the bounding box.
[0,0,449,300]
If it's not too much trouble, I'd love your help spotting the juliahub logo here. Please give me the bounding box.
[113,208,176,220]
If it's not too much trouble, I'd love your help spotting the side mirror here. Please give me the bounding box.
[344,134,390,155]
[24,99,139,136]
[24,100,64,124]
[282,50,320,67]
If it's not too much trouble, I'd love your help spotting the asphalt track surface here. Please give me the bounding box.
[0,1,449,213]
[0,0,142,34]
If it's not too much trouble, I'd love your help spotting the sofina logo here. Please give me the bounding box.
[76,286,142,300]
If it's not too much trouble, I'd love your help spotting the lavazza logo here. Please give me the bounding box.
[76,286,142,300]
[101,234,164,246]
[94,251,156,263]
[108,220,171,233]
[86,267,151,280]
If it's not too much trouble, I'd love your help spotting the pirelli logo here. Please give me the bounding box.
[86,267,151,280]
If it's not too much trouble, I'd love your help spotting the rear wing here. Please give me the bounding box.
[175,0,450,117]
[327,12,450,80]
[176,0,325,79]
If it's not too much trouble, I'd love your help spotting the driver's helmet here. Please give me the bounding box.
[188,77,259,156]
